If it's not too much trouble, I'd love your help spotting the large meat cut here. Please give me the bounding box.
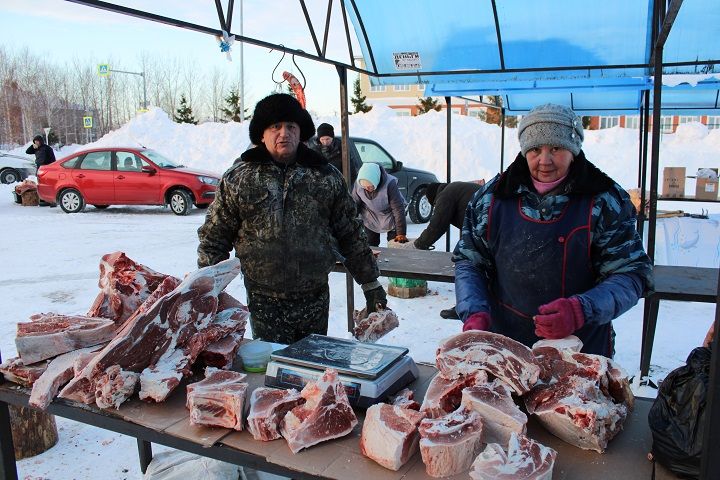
[525,344,634,453]
[59,258,243,408]
[469,432,557,480]
[420,371,488,419]
[29,346,99,410]
[360,403,425,471]
[87,251,171,326]
[186,368,248,430]
[247,387,305,441]
[460,379,527,445]
[16,314,116,364]
[280,369,358,454]
[419,408,484,478]
[435,331,541,395]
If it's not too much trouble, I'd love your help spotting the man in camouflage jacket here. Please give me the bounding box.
[198,93,386,344]
[453,104,653,356]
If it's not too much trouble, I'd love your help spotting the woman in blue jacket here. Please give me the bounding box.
[352,162,408,247]
[453,104,653,357]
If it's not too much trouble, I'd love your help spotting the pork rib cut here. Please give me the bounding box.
[0,357,47,387]
[419,408,484,478]
[59,258,242,408]
[460,379,527,446]
[29,346,99,410]
[469,432,557,480]
[436,331,540,395]
[186,367,248,430]
[353,308,399,343]
[247,387,305,441]
[360,403,425,471]
[16,314,116,364]
[420,371,488,419]
[87,251,171,326]
[280,369,358,453]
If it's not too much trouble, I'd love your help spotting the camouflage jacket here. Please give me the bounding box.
[453,151,654,326]
[197,143,379,297]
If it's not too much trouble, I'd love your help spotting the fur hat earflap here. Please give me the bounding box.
[249,93,315,145]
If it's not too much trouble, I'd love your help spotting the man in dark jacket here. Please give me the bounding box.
[413,181,483,319]
[414,182,483,250]
[26,135,55,169]
[197,94,387,344]
[308,123,362,186]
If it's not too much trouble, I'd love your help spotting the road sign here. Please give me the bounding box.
[98,64,110,76]
[83,117,93,129]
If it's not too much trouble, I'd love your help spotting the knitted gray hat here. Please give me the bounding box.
[518,104,584,156]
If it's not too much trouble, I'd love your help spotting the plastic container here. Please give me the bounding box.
[238,340,273,373]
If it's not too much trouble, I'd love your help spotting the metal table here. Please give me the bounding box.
[332,247,455,283]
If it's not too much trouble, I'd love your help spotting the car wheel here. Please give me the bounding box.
[0,168,21,184]
[58,188,85,213]
[169,189,192,216]
[93,205,109,209]
[408,185,433,223]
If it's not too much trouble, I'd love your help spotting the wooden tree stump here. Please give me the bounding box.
[9,405,58,459]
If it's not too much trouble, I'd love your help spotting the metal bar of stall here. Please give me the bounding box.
[445,96,452,253]
[338,66,355,333]
[700,269,720,478]
[638,92,650,238]
[137,439,153,474]
[500,106,506,172]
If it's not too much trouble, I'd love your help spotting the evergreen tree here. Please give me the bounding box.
[221,89,248,122]
[351,78,372,113]
[174,94,198,124]
[417,96,442,115]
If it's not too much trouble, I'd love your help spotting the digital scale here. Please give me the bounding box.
[264,334,419,408]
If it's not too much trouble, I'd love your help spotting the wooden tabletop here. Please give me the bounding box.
[652,265,719,302]
[333,247,455,283]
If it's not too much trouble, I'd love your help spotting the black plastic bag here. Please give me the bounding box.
[648,347,710,479]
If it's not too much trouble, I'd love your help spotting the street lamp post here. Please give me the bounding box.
[108,67,148,110]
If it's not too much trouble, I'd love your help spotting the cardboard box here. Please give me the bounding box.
[696,168,719,200]
[662,167,686,198]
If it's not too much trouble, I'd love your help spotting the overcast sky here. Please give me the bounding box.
[0,0,361,115]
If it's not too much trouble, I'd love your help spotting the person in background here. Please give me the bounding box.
[26,135,55,170]
[413,181,483,319]
[453,103,653,357]
[197,93,387,344]
[352,162,408,247]
[308,123,362,186]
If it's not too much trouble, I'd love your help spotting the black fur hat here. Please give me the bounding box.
[249,93,315,145]
[33,134,44,143]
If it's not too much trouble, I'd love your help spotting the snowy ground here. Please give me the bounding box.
[2,108,719,479]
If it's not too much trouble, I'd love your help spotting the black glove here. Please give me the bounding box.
[364,285,388,314]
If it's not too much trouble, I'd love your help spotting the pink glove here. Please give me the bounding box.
[534,297,585,339]
[463,312,492,332]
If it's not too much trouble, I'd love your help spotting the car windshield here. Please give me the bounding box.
[142,149,183,168]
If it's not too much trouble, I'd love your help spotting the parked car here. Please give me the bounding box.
[37,147,220,215]
[0,153,36,184]
[346,136,439,223]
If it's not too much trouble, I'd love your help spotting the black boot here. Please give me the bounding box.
[440,306,459,319]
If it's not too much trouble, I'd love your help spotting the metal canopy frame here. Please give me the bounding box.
[51,2,720,479]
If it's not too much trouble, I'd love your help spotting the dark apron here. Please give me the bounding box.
[487,194,613,356]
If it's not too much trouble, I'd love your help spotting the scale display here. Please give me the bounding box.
[270,334,408,379]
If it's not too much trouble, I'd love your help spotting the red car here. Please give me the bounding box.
[37,147,220,215]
